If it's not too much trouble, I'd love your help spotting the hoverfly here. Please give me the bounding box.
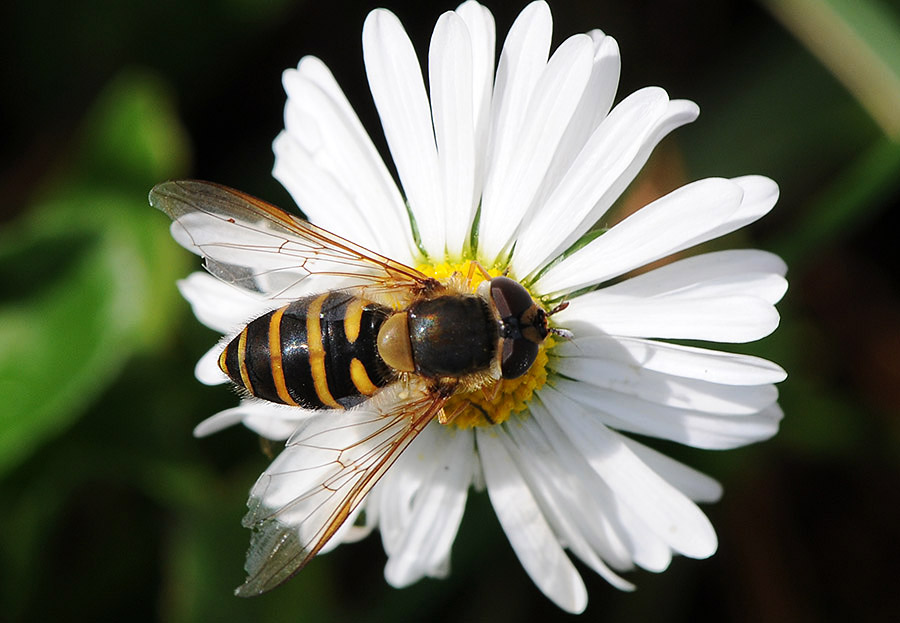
[150,180,566,596]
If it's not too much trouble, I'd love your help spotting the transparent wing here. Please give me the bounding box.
[234,382,449,596]
[149,180,435,300]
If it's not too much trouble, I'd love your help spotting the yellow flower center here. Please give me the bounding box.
[416,261,552,429]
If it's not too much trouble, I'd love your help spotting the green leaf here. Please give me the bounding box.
[0,191,189,476]
[75,69,192,189]
[769,135,900,266]
[0,71,192,476]
[762,0,900,138]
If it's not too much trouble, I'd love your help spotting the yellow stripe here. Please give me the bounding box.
[237,326,253,394]
[307,293,341,409]
[218,344,229,375]
[350,358,379,395]
[268,307,299,406]
[343,298,366,344]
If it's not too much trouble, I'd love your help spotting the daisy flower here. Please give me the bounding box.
[167,0,786,614]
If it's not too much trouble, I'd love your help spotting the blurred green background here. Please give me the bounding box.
[2,0,898,621]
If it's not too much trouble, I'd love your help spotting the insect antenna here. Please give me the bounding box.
[546,301,574,340]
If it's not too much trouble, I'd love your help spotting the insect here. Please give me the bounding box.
[149,180,567,596]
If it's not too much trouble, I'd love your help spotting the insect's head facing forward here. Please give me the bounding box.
[487,276,549,379]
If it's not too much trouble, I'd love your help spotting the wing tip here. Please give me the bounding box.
[148,179,186,213]
[234,516,310,597]
[234,579,264,598]
[147,181,168,209]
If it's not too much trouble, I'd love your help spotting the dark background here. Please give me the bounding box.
[1,0,899,621]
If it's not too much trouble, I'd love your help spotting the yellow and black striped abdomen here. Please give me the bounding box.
[218,292,395,409]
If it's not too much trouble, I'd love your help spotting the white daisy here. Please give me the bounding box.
[172,1,786,614]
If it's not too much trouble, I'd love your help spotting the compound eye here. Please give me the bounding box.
[490,276,534,321]
[500,338,539,379]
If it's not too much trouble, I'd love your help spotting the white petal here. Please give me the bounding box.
[544,31,620,183]
[275,57,415,259]
[177,272,268,334]
[479,32,594,263]
[364,9,444,257]
[193,400,312,440]
[243,406,314,441]
[514,91,698,279]
[556,291,780,343]
[529,401,671,572]
[553,335,787,385]
[544,394,718,559]
[680,175,780,249]
[383,426,473,586]
[193,407,246,437]
[550,352,779,414]
[532,176,742,295]
[430,12,477,258]
[455,1,496,218]
[483,0,550,187]
[427,552,451,580]
[603,249,787,305]
[378,448,424,560]
[545,381,783,450]
[520,405,644,574]
[274,132,380,250]
[477,426,587,613]
[501,414,636,590]
[619,437,722,503]
[513,31,620,265]
[476,0,550,261]
[194,343,229,386]
[587,30,621,122]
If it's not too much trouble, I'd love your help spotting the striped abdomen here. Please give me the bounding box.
[219,292,395,409]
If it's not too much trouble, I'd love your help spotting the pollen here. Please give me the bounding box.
[418,260,498,289]
[446,339,553,429]
[416,260,553,429]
